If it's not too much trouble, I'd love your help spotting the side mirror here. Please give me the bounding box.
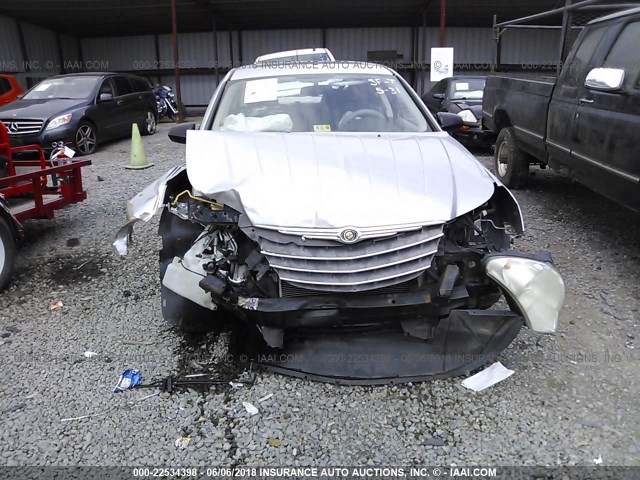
[98,93,113,102]
[585,68,625,92]
[437,112,463,133]
[168,122,196,144]
[433,93,446,100]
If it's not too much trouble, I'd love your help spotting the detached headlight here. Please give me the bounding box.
[457,109,477,123]
[484,255,565,333]
[46,114,73,131]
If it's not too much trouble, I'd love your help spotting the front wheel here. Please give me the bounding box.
[494,126,529,189]
[75,121,97,155]
[0,217,17,291]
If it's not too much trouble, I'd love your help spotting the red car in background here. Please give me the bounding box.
[0,74,23,106]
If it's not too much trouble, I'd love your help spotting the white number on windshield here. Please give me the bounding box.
[369,78,398,95]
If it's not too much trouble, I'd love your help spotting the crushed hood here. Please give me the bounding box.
[186,131,496,229]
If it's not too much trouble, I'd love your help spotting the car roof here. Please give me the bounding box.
[230,61,394,81]
[47,72,144,80]
[588,6,640,25]
[256,48,333,62]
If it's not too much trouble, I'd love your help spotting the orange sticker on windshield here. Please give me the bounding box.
[313,124,331,132]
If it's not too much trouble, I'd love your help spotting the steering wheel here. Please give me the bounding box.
[338,109,386,130]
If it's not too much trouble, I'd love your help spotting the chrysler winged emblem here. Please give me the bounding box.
[339,228,360,243]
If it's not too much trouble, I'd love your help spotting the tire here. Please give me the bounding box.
[0,217,17,292]
[494,126,529,189]
[158,209,224,333]
[74,121,97,156]
[140,109,157,136]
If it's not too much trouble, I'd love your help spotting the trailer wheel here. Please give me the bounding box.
[159,208,225,333]
[494,127,529,189]
[0,217,17,292]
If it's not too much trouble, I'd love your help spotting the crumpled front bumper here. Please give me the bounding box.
[197,248,564,335]
[243,309,524,385]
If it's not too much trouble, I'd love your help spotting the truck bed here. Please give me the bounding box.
[482,73,557,161]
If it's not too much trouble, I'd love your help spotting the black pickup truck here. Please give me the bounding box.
[483,7,640,212]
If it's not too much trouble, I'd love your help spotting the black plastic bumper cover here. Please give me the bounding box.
[252,309,523,385]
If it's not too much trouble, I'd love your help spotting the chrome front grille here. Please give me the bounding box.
[0,119,44,135]
[258,225,444,293]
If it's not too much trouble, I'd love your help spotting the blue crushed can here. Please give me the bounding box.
[113,369,143,393]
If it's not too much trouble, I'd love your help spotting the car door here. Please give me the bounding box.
[571,19,640,211]
[129,76,152,124]
[93,77,121,140]
[547,24,608,172]
[112,75,137,136]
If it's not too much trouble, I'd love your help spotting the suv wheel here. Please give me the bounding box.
[75,122,97,155]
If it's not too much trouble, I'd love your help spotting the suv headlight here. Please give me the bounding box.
[46,114,73,131]
[484,255,565,333]
[457,109,477,123]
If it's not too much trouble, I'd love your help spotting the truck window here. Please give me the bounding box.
[603,21,640,90]
[564,26,607,88]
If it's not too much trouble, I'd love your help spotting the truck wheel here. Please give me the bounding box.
[494,127,529,189]
[159,208,224,333]
[0,217,17,292]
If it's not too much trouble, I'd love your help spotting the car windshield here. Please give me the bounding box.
[23,77,99,100]
[449,78,485,100]
[211,73,431,133]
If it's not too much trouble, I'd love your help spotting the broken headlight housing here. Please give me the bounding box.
[484,255,565,333]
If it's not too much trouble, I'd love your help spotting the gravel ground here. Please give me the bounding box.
[0,125,638,467]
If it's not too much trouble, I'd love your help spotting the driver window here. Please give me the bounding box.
[99,79,114,96]
[603,21,640,90]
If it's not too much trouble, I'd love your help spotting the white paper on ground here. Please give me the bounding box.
[461,362,514,392]
[242,401,259,415]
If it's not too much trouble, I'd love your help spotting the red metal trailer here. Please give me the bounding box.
[0,121,91,290]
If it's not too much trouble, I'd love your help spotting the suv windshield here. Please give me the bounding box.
[450,78,485,100]
[212,73,430,133]
[23,76,99,100]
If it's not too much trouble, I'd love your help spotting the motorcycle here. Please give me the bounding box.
[153,84,179,121]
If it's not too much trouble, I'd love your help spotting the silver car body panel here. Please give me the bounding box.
[185,130,496,231]
[113,132,525,256]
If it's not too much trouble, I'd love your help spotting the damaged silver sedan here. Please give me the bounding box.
[114,62,565,384]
